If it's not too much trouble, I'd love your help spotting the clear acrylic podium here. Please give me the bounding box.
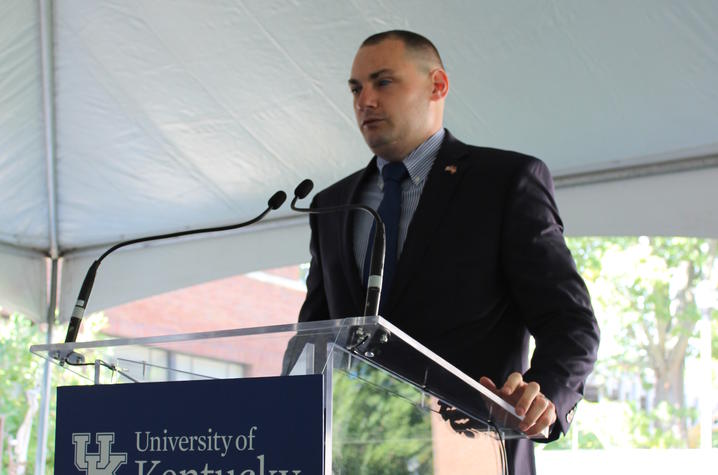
[31,316,527,474]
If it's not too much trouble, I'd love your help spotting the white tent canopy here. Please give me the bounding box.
[1,0,717,323]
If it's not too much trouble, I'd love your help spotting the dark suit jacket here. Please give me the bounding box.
[298,130,600,474]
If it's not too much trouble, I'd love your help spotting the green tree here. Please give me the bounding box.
[1,311,106,474]
[565,237,717,448]
[331,360,434,474]
[0,313,46,474]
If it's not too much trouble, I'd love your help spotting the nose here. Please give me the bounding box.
[355,85,377,111]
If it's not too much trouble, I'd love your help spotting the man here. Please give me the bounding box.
[297,30,599,474]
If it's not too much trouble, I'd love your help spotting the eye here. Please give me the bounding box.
[377,78,392,87]
[349,85,361,96]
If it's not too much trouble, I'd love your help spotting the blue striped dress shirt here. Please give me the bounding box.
[353,128,445,280]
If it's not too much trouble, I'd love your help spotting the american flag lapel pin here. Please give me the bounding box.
[444,165,457,174]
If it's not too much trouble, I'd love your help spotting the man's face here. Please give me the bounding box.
[348,39,435,161]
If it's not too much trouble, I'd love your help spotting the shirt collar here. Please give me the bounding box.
[376,128,445,186]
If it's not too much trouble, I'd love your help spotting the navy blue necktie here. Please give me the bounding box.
[364,161,408,313]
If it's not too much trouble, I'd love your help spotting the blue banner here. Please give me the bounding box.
[55,375,323,474]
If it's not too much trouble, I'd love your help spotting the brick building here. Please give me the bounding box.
[102,266,307,379]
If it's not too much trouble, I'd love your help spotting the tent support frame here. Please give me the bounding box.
[34,258,57,475]
[555,152,718,188]
[36,0,58,473]
[39,0,59,260]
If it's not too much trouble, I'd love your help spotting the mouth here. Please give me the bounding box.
[361,118,384,128]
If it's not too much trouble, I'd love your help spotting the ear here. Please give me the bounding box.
[429,68,449,100]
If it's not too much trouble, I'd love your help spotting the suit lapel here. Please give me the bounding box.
[383,131,471,316]
[340,158,378,313]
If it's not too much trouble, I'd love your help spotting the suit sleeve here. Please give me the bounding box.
[298,196,330,323]
[500,158,600,441]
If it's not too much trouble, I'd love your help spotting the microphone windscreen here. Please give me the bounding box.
[294,179,314,199]
[268,191,287,210]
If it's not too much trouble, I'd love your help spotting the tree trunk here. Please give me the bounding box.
[653,357,687,442]
[9,390,39,475]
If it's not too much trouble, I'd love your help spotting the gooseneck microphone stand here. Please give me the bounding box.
[61,190,287,363]
[290,179,385,316]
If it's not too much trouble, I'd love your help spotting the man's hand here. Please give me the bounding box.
[480,372,556,437]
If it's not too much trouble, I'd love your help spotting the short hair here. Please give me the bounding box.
[361,30,444,69]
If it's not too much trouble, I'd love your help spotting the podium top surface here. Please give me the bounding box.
[31,316,526,438]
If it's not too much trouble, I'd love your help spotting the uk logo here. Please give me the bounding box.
[73,433,127,474]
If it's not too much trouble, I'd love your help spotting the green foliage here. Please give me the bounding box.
[542,426,603,450]
[0,311,106,474]
[565,237,718,449]
[626,401,697,448]
[542,400,629,450]
[331,361,433,474]
[0,313,47,473]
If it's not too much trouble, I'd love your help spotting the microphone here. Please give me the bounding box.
[62,191,287,351]
[291,179,386,316]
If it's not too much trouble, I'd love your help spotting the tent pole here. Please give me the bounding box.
[39,0,59,261]
[36,0,59,470]
[34,258,58,475]
[555,152,718,188]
